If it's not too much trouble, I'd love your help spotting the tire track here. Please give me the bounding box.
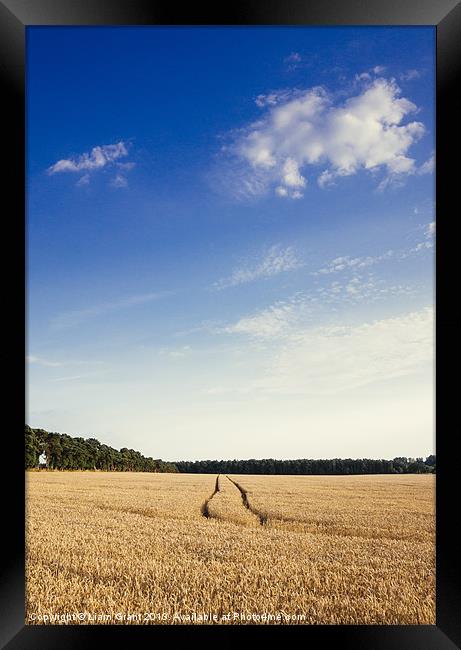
[226,476,267,526]
[201,474,220,518]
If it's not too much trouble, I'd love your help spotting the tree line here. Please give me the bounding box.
[25,425,436,475]
[175,456,436,475]
[25,426,178,473]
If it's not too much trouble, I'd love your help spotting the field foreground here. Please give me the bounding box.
[26,472,435,625]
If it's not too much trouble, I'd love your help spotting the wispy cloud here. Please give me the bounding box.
[158,345,192,359]
[283,51,313,72]
[255,307,433,395]
[51,291,171,330]
[47,141,135,188]
[401,221,435,258]
[221,269,419,341]
[218,283,432,395]
[226,77,426,199]
[255,89,295,108]
[399,69,422,82]
[417,153,434,175]
[27,355,64,368]
[316,275,415,305]
[313,223,435,275]
[313,250,394,275]
[354,66,386,83]
[48,142,128,174]
[53,374,92,383]
[76,174,90,187]
[425,221,435,237]
[213,245,303,290]
[52,369,108,383]
[222,297,302,339]
[27,355,106,368]
[285,52,302,64]
[110,174,128,188]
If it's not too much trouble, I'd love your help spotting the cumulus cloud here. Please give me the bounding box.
[214,245,303,290]
[233,78,426,198]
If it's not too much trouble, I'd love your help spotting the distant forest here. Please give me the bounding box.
[175,456,436,475]
[25,426,435,475]
[25,426,178,473]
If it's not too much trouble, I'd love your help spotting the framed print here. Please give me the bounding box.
[1,1,460,648]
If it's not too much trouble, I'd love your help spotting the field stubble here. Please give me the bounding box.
[26,472,435,625]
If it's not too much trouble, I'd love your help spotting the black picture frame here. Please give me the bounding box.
[1,1,460,648]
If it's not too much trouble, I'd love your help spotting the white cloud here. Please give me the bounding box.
[401,221,435,258]
[111,174,128,188]
[220,249,424,342]
[355,72,371,82]
[355,66,385,83]
[255,90,295,108]
[47,142,133,184]
[256,307,433,395]
[425,221,435,237]
[214,245,303,290]
[27,355,106,369]
[27,355,64,368]
[51,291,171,330]
[417,153,434,175]
[400,69,421,82]
[280,158,306,197]
[116,162,136,171]
[284,52,305,71]
[76,174,90,187]
[285,52,302,63]
[222,298,302,339]
[52,369,107,382]
[233,78,425,198]
[159,345,192,359]
[314,250,394,275]
[409,241,433,253]
[316,275,415,305]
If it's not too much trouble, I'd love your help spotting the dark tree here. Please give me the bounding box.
[25,425,178,473]
[175,455,436,475]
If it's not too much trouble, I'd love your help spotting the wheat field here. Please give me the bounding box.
[25,471,435,625]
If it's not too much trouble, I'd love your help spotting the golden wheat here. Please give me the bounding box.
[205,475,260,528]
[25,471,435,625]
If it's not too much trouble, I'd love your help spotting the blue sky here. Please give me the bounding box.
[27,27,435,461]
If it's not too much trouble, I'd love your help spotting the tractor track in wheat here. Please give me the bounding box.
[225,476,267,525]
[201,474,220,518]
